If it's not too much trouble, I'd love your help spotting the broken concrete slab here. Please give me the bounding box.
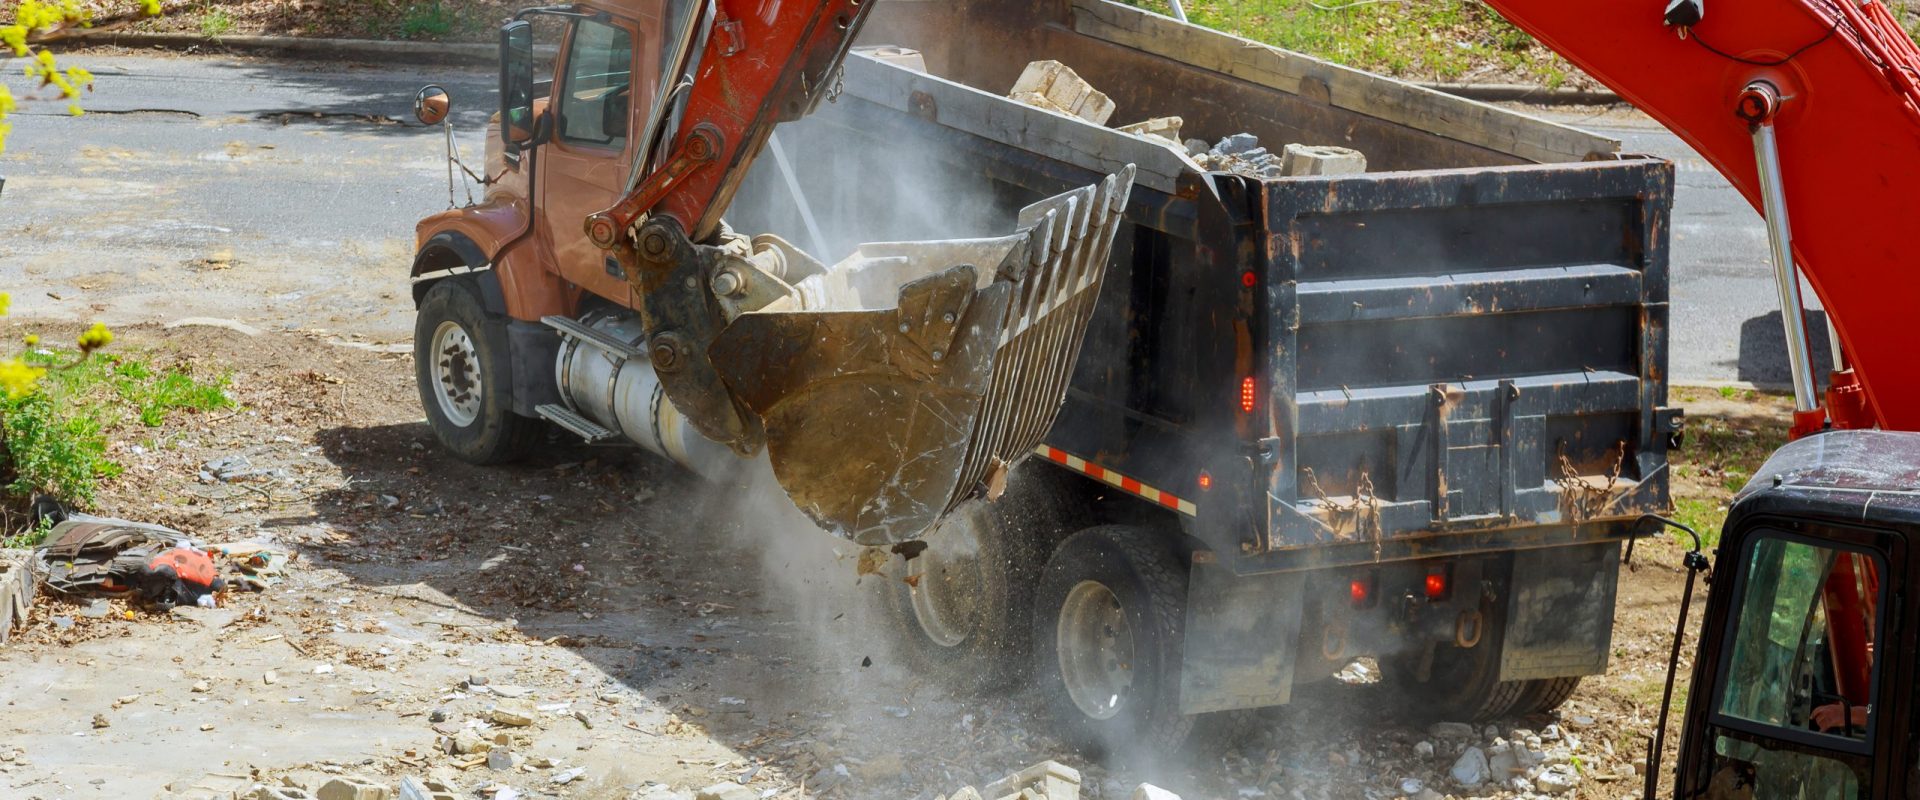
[396,777,457,800]
[694,782,757,800]
[982,760,1081,800]
[1009,60,1114,125]
[316,776,390,800]
[0,549,38,644]
[1117,116,1183,143]
[255,787,317,800]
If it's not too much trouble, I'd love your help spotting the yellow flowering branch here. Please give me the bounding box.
[0,293,115,400]
[0,1,164,154]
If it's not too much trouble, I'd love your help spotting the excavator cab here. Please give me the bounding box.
[1672,431,1920,800]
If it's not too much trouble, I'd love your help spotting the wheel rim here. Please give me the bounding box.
[431,320,483,427]
[1056,579,1135,721]
[907,511,985,648]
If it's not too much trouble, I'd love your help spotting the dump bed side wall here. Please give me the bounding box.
[858,0,1617,168]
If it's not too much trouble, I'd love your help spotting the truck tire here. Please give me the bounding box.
[878,465,1084,692]
[1385,643,1527,723]
[415,280,539,465]
[1033,524,1193,757]
[1511,676,1582,716]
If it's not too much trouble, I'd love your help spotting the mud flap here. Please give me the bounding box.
[709,168,1136,543]
[1178,561,1306,714]
[1499,542,1621,682]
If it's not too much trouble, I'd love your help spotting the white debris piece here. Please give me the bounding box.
[1133,784,1183,800]
[1449,746,1489,788]
[1009,60,1115,125]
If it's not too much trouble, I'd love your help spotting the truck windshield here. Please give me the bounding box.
[1708,532,1883,800]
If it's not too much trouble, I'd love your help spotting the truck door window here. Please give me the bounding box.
[558,19,634,149]
[1707,533,1884,799]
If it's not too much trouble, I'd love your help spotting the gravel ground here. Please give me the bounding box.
[0,323,1728,800]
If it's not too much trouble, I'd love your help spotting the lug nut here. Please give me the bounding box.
[712,270,744,297]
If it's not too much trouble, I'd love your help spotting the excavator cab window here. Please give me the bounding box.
[1705,531,1884,800]
[557,19,634,148]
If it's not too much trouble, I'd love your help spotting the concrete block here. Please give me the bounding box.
[254,787,317,800]
[1008,61,1114,125]
[316,776,389,800]
[396,777,458,800]
[1211,132,1260,155]
[1280,144,1368,176]
[982,760,1081,800]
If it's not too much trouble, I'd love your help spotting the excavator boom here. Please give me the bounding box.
[1483,0,1920,432]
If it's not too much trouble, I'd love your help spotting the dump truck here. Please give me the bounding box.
[408,0,1677,755]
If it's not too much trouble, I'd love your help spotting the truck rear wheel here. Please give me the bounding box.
[1510,676,1582,716]
[414,280,539,465]
[1385,642,1527,723]
[1033,525,1193,757]
[878,465,1083,692]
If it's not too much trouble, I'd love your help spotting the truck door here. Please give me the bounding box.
[536,8,654,302]
[1698,530,1895,800]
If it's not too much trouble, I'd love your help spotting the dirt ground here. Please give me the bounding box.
[0,323,1754,800]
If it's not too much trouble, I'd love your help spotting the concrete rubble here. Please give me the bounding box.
[0,549,37,644]
[1009,60,1116,125]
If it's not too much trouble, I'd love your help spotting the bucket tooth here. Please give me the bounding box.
[710,167,1137,544]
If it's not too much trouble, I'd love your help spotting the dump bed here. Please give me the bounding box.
[730,0,1678,573]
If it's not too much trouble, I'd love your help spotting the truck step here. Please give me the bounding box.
[535,404,618,443]
[541,315,645,361]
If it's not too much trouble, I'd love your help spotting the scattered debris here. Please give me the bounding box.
[1449,745,1489,788]
[488,704,535,727]
[0,549,39,644]
[982,760,1081,800]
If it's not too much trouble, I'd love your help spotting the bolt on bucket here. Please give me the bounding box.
[709,167,1135,544]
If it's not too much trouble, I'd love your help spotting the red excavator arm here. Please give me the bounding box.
[1482,0,1920,434]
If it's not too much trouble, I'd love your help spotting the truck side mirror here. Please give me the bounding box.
[500,20,536,151]
[414,85,450,126]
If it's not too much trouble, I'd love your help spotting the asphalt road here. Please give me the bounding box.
[0,53,1803,384]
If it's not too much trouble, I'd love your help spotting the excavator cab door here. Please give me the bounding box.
[1676,516,1907,800]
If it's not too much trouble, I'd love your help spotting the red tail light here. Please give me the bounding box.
[1240,376,1256,413]
[1424,567,1451,601]
[1349,575,1374,608]
[1198,471,1212,491]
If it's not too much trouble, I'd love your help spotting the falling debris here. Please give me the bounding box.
[1009,60,1115,125]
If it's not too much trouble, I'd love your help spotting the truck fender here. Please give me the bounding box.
[411,232,507,315]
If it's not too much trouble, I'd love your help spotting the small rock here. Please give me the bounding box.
[1414,790,1443,800]
[192,680,211,693]
[50,616,73,630]
[428,706,450,723]
[1533,764,1580,795]
[550,767,586,786]
[467,674,489,687]
[200,723,216,732]
[1449,746,1489,788]
[450,731,492,755]
[91,714,110,729]
[1212,132,1260,155]
[1567,714,1595,729]
[695,783,755,800]
[489,705,535,727]
[1413,741,1435,759]
[1133,784,1182,800]
[490,684,532,698]
[487,749,521,771]
[80,600,112,619]
[263,671,279,685]
[1483,724,1500,740]
[1397,778,1424,795]
[255,788,317,800]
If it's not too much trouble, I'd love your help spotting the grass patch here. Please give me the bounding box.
[1667,387,1792,550]
[198,7,235,39]
[399,2,456,40]
[0,348,232,543]
[1119,0,1576,86]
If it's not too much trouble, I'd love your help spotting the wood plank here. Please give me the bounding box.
[841,52,1192,194]
[1067,0,1618,165]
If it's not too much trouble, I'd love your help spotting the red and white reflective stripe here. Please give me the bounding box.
[1034,445,1198,516]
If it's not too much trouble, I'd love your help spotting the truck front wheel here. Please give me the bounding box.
[1033,525,1193,757]
[414,280,539,464]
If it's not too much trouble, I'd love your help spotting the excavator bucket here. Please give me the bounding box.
[711,167,1135,544]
